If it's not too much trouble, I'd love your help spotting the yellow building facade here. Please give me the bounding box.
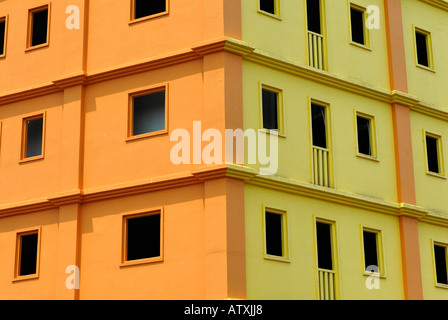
[0,0,447,300]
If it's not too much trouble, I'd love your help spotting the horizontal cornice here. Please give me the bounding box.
[224,164,448,227]
[411,101,448,122]
[1,38,447,121]
[1,164,447,226]
[418,0,448,11]
[0,37,423,111]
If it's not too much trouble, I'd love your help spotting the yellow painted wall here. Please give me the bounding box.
[401,0,448,111]
[326,0,390,90]
[244,184,404,300]
[418,221,448,299]
[410,111,448,213]
[242,61,397,203]
[241,0,390,91]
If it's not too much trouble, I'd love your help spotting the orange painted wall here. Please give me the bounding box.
[0,0,86,93]
[0,0,244,299]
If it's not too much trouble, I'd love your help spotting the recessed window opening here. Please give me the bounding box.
[126,213,161,261]
[0,18,6,55]
[426,135,439,174]
[265,211,283,257]
[316,221,333,270]
[18,232,39,276]
[262,89,279,131]
[30,7,48,47]
[24,116,43,158]
[415,31,429,67]
[357,116,371,156]
[132,90,166,136]
[350,7,365,45]
[311,104,327,149]
[260,0,276,15]
[434,244,448,285]
[307,0,321,34]
[134,0,166,20]
[363,230,379,271]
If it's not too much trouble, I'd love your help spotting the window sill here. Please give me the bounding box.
[25,43,49,53]
[126,129,168,142]
[12,274,39,282]
[435,283,448,289]
[350,41,371,51]
[416,64,436,73]
[264,254,290,263]
[0,53,5,59]
[356,153,379,162]
[129,11,169,25]
[260,128,286,138]
[363,272,386,279]
[19,155,44,164]
[426,171,446,179]
[120,256,163,268]
[257,10,282,21]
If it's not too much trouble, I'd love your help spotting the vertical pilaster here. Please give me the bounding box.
[51,84,84,299]
[204,177,246,300]
[384,0,423,300]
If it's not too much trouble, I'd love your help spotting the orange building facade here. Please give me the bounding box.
[1,0,448,300]
[0,0,246,300]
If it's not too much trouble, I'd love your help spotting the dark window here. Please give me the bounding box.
[434,244,448,285]
[311,104,327,149]
[307,0,321,34]
[260,0,275,15]
[262,89,278,131]
[316,222,333,270]
[18,233,38,276]
[265,211,283,257]
[0,19,5,55]
[415,31,429,67]
[350,7,365,45]
[31,8,48,47]
[426,135,439,174]
[363,230,378,270]
[25,117,43,158]
[357,116,371,156]
[132,90,166,136]
[134,0,166,20]
[126,214,161,261]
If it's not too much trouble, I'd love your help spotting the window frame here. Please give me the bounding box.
[262,205,289,262]
[349,3,371,50]
[20,112,46,163]
[13,227,41,282]
[129,0,169,25]
[309,99,331,150]
[259,83,285,136]
[315,218,337,271]
[0,15,8,58]
[355,111,378,161]
[361,226,386,277]
[257,0,281,20]
[423,130,445,178]
[121,208,164,267]
[26,4,51,51]
[413,26,435,72]
[127,84,169,142]
[432,240,448,288]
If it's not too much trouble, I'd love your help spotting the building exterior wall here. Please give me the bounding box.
[0,0,448,300]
